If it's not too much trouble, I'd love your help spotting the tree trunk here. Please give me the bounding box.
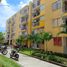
[46,41,47,52]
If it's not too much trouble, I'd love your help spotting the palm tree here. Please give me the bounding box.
[27,33,43,48]
[33,33,43,48]
[42,32,52,52]
[16,34,25,47]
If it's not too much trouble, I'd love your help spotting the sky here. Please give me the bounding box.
[0,0,32,32]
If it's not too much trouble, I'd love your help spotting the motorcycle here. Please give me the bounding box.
[0,45,8,55]
[10,50,19,61]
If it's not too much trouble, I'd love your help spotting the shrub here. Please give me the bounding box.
[53,52,67,58]
[48,55,62,63]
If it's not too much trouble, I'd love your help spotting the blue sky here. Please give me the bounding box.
[0,0,32,32]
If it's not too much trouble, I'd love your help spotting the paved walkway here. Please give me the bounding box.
[5,47,61,67]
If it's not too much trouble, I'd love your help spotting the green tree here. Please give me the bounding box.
[27,33,43,48]
[16,34,25,46]
[42,32,52,52]
[33,33,43,48]
[0,32,4,44]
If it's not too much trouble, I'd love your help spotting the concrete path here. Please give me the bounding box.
[3,47,61,67]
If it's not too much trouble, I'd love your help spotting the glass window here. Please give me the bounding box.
[58,0,61,9]
[40,16,45,20]
[40,4,45,10]
[52,18,63,27]
[58,18,63,26]
[52,2,58,10]
[52,19,58,27]
[52,0,61,10]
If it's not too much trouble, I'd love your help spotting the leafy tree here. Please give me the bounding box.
[0,32,4,44]
[33,33,43,47]
[42,32,52,52]
[27,32,43,49]
[16,34,25,46]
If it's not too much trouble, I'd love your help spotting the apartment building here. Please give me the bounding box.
[6,0,67,54]
[6,19,11,45]
[19,5,29,47]
[6,12,21,46]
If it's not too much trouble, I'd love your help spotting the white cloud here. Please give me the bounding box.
[0,0,33,32]
[18,1,27,8]
[0,0,16,32]
[18,0,32,9]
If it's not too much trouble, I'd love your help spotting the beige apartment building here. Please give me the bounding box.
[6,0,67,54]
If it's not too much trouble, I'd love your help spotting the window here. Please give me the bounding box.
[52,18,63,27]
[40,16,45,20]
[52,19,58,27]
[33,0,40,8]
[32,18,40,26]
[58,18,63,26]
[40,4,45,10]
[53,37,62,46]
[64,0,67,12]
[52,0,61,10]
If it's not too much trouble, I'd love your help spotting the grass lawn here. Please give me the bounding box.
[20,48,34,55]
[0,55,21,67]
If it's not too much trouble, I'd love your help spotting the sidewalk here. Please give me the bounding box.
[5,47,61,67]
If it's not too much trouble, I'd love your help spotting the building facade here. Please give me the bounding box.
[6,0,67,54]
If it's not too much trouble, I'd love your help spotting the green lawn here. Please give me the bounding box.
[0,55,21,67]
[20,48,34,55]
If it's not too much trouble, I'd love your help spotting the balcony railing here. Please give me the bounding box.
[21,16,28,23]
[20,25,27,30]
[33,9,40,17]
[32,18,40,26]
[63,0,67,12]
[33,0,40,8]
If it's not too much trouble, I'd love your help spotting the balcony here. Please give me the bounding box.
[60,18,67,33]
[20,25,27,30]
[21,16,28,23]
[33,0,40,8]
[20,7,29,15]
[63,0,67,12]
[33,9,40,17]
[32,18,40,26]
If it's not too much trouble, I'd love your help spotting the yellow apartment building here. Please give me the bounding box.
[6,12,21,46]
[6,0,67,54]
